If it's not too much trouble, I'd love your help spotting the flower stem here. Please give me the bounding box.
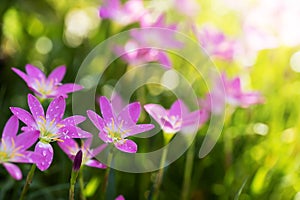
[181,140,195,200]
[79,169,86,200]
[19,164,36,200]
[103,150,113,199]
[69,169,80,200]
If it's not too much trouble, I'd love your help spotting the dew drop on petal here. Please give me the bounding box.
[42,150,47,156]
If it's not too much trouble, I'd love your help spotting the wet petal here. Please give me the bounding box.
[87,110,105,130]
[35,142,53,171]
[56,84,83,96]
[60,115,86,126]
[117,102,140,127]
[25,64,46,80]
[12,67,29,83]
[46,96,65,122]
[99,96,115,122]
[57,138,79,156]
[115,139,137,153]
[85,159,107,169]
[28,94,45,120]
[98,130,112,143]
[16,131,39,150]
[10,107,35,127]
[124,124,155,137]
[3,163,22,180]
[59,126,92,140]
[2,116,19,139]
[47,65,66,83]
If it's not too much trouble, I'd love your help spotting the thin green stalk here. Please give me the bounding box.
[79,169,86,200]
[69,150,82,200]
[19,164,36,200]
[103,150,113,199]
[181,141,196,200]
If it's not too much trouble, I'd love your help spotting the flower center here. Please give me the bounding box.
[37,116,64,143]
[104,118,130,142]
[32,78,57,98]
[0,138,23,162]
[162,115,182,129]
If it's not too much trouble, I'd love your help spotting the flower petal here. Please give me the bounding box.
[46,96,65,122]
[89,143,107,157]
[98,130,113,143]
[3,163,22,180]
[115,139,137,153]
[115,195,125,200]
[56,83,84,96]
[157,52,171,68]
[10,107,35,127]
[57,138,79,157]
[59,126,92,140]
[47,65,66,83]
[16,131,39,150]
[60,115,86,127]
[25,64,46,80]
[34,142,53,171]
[2,116,19,139]
[87,110,105,130]
[28,94,45,120]
[117,102,140,127]
[99,96,116,122]
[85,159,107,169]
[124,124,155,137]
[144,104,167,126]
[12,67,29,83]
[169,99,187,117]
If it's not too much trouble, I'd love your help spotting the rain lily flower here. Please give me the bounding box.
[194,25,236,61]
[58,138,106,169]
[12,64,83,99]
[87,96,155,153]
[0,116,39,180]
[115,195,125,200]
[99,0,146,25]
[200,73,264,114]
[10,94,91,171]
[144,99,206,134]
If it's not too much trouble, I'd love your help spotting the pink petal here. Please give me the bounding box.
[169,99,187,117]
[10,107,35,127]
[115,195,125,200]
[89,143,107,157]
[87,110,105,130]
[60,115,86,126]
[56,83,83,96]
[12,67,29,83]
[46,96,65,122]
[98,130,113,143]
[59,126,92,139]
[124,124,155,137]
[117,102,140,127]
[57,138,79,156]
[25,64,46,80]
[3,163,22,180]
[47,65,66,83]
[28,94,45,120]
[15,131,39,150]
[2,116,19,139]
[182,110,202,127]
[34,142,53,171]
[157,52,172,69]
[99,96,115,122]
[144,104,167,126]
[115,139,137,153]
[85,159,106,168]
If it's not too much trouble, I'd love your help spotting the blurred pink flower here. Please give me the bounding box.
[99,0,146,25]
[87,96,154,153]
[144,99,206,134]
[115,195,125,200]
[174,0,200,17]
[0,116,39,180]
[10,94,91,171]
[58,138,106,169]
[194,25,236,61]
[12,65,83,100]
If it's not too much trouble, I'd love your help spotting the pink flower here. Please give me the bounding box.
[200,73,264,114]
[87,96,154,153]
[58,138,106,169]
[115,195,125,200]
[194,25,236,61]
[12,64,83,99]
[99,0,146,25]
[10,94,91,171]
[144,99,206,134]
[0,116,39,180]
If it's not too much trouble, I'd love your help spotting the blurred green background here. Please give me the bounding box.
[1,0,300,199]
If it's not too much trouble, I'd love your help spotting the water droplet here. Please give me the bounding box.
[41,162,45,166]
[42,150,47,156]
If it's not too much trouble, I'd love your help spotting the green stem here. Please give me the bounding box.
[69,169,80,200]
[103,150,113,199]
[19,164,36,200]
[79,169,86,200]
[181,141,196,200]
